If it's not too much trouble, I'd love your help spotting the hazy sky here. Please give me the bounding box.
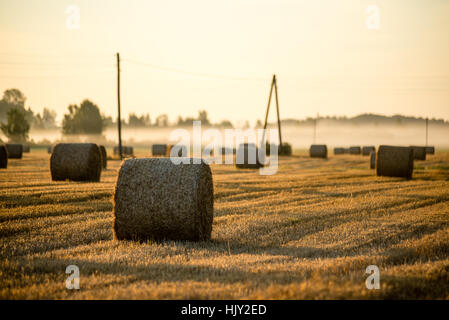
[1,0,448,125]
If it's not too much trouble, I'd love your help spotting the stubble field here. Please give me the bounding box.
[1,149,449,299]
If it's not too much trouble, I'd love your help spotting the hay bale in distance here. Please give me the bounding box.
[99,145,107,169]
[236,143,263,169]
[344,148,350,154]
[309,144,327,158]
[114,146,133,156]
[334,147,345,155]
[50,143,102,182]
[152,144,168,156]
[48,145,53,154]
[168,144,187,157]
[22,145,30,153]
[376,145,413,179]
[265,142,292,156]
[362,146,375,156]
[113,158,214,241]
[349,146,361,155]
[5,144,23,159]
[425,146,435,155]
[0,145,7,169]
[370,151,376,169]
[410,146,426,160]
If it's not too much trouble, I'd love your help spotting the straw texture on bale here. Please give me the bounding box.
[6,144,23,159]
[334,147,345,155]
[50,143,102,182]
[113,158,214,241]
[236,143,263,169]
[362,146,375,156]
[0,145,7,168]
[425,146,435,155]
[309,145,327,158]
[370,151,376,169]
[349,146,361,155]
[152,144,168,156]
[99,145,107,169]
[22,145,30,153]
[410,146,426,161]
[376,145,413,179]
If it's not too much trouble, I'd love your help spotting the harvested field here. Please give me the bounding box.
[1,149,449,299]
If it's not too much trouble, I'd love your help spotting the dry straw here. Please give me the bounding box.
[370,151,376,169]
[425,146,435,155]
[309,144,327,158]
[377,145,413,179]
[410,146,426,160]
[0,145,7,168]
[152,144,168,156]
[362,146,375,156]
[334,147,345,155]
[99,145,107,169]
[6,144,23,159]
[113,158,214,241]
[236,143,263,169]
[50,143,102,182]
[349,146,361,155]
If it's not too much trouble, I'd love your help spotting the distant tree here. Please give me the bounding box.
[218,120,233,128]
[62,99,103,134]
[128,113,151,127]
[0,107,30,142]
[255,119,262,128]
[198,110,210,126]
[154,114,168,127]
[33,108,57,129]
[0,88,30,122]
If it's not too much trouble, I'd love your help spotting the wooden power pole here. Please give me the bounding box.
[426,118,429,147]
[117,53,123,160]
[262,74,283,147]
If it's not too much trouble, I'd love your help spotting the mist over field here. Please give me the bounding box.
[22,123,449,149]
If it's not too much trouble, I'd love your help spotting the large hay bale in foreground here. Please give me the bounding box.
[425,146,435,155]
[334,147,345,155]
[99,145,107,169]
[309,145,327,158]
[370,151,376,169]
[152,144,168,156]
[50,143,102,182]
[0,145,7,169]
[362,146,375,156]
[349,146,361,155]
[377,145,413,179]
[6,144,23,159]
[236,143,263,169]
[113,158,214,241]
[410,146,426,160]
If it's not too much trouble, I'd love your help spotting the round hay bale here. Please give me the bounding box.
[113,158,214,241]
[99,145,107,169]
[22,145,30,153]
[0,145,8,169]
[5,144,23,159]
[425,146,435,155]
[334,147,345,155]
[343,148,350,154]
[152,144,168,156]
[362,146,375,156]
[377,145,413,179]
[48,145,53,154]
[370,151,376,169]
[309,144,327,158]
[236,143,263,169]
[50,143,102,182]
[410,146,426,160]
[265,142,291,156]
[349,146,361,155]
[125,146,134,156]
[168,144,187,157]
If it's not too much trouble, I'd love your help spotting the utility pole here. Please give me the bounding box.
[262,74,283,148]
[117,53,123,160]
[425,118,429,146]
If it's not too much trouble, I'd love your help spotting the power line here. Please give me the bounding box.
[123,58,268,82]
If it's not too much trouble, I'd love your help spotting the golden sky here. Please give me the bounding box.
[1,0,448,124]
